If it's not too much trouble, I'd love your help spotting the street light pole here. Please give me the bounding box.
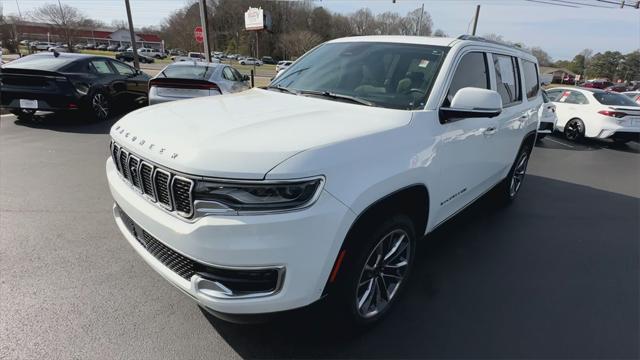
[124,0,139,69]
[199,0,212,62]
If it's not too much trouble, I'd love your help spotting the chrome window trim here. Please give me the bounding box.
[153,167,173,211]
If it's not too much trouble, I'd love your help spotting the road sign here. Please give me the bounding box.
[194,26,204,43]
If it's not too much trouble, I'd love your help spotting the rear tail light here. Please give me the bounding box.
[598,110,627,118]
[149,78,219,91]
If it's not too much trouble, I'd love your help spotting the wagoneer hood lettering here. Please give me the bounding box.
[110,88,411,179]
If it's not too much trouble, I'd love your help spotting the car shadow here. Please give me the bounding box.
[202,175,639,359]
[536,133,640,154]
[11,111,126,135]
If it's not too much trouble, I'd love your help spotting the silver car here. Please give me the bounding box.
[148,62,250,105]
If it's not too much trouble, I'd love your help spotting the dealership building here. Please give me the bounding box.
[2,20,163,50]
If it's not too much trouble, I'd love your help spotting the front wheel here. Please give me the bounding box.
[334,214,416,326]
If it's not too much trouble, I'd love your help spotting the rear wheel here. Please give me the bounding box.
[89,91,111,121]
[496,143,532,203]
[564,118,585,142]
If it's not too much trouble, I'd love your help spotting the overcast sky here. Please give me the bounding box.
[2,0,638,60]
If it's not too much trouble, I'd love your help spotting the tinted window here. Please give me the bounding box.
[493,54,521,106]
[160,64,216,79]
[556,90,588,104]
[3,54,76,71]
[593,92,638,106]
[222,67,237,81]
[230,67,243,81]
[546,89,563,101]
[522,60,539,99]
[110,61,135,75]
[445,52,488,106]
[90,60,114,74]
[271,42,447,110]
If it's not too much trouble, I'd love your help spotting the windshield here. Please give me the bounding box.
[593,92,639,106]
[270,42,448,110]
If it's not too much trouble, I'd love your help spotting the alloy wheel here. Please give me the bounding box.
[565,120,583,141]
[509,152,529,197]
[356,229,410,319]
[92,93,110,120]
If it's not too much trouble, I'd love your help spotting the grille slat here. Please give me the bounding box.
[139,162,155,200]
[154,169,172,209]
[128,156,141,189]
[172,177,193,217]
[119,150,130,181]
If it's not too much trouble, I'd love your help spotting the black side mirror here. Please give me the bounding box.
[242,74,250,81]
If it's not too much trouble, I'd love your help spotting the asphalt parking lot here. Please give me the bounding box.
[1,113,638,359]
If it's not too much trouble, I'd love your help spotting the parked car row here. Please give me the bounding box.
[0,52,250,121]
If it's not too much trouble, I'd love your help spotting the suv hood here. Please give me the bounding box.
[111,88,411,179]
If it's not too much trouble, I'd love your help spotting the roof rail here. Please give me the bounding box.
[456,35,529,52]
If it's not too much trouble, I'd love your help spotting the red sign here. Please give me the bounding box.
[194,26,204,43]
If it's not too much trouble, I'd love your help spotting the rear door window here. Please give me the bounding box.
[492,54,521,106]
[522,60,540,100]
[90,60,115,74]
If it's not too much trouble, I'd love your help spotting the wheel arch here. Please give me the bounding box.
[322,184,430,296]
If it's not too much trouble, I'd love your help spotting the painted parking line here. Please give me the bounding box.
[546,137,575,149]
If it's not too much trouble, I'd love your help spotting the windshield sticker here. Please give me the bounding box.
[418,59,430,68]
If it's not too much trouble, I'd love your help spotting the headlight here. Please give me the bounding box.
[193,177,324,215]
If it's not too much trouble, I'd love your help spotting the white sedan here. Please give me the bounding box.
[537,90,558,139]
[239,57,262,66]
[546,87,640,144]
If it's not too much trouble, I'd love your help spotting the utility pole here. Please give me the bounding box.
[199,0,212,62]
[471,5,480,36]
[416,3,424,36]
[124,0,139,69]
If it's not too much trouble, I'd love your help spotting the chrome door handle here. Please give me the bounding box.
[484,127,497,135]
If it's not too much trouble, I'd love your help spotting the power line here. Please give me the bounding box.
[525,0,579,8]
[548,0,615,8]
[597,0,639,7]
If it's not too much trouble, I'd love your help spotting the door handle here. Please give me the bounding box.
[484,127,498,135]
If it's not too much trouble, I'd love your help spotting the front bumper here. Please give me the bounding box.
[107,158,355,314]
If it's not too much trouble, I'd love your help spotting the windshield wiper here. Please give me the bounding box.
[266,84,299,95]
[298,90,375,107]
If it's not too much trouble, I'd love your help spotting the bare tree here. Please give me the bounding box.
[30,3,87,51]
[111,19,129,30]
[279,31,322,58]
[350,8,377,35]
[404,7,432,36]
[376,12,402,35]
[530,46,553,66]
[433,29,448,37]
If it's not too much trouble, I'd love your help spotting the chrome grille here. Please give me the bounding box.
[111,141,193,219]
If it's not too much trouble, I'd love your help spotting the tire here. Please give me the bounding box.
[88,90,111,121]
[496,142,532,203]
[564,118,585,142]
[333,214,416,326]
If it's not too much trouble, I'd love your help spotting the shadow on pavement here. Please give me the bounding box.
[12,111,125,135]
[204,175,639,359]
[537,133,640,154]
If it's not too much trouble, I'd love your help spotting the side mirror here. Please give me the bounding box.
[242,74,250,81]
[439,87,502,122]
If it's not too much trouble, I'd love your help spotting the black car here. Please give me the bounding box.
[261,56,277,65]
[0,52,150,121]
[115,51,154,64]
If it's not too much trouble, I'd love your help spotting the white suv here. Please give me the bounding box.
[107,35,541,325]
